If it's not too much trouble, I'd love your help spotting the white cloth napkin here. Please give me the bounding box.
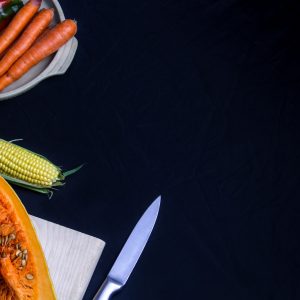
[30,215,105,300]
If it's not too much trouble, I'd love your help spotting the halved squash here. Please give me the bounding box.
[0,176,56,299]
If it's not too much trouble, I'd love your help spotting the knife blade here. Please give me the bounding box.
[93,196,161,300]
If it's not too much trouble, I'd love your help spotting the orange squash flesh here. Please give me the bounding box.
[0,176,56,299]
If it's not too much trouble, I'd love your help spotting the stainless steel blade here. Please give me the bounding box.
[93,196,161,300]
[108,195,161,285]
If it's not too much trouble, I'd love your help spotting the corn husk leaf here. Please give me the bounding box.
[0,173,53,198]
[63,164,84,178]
[0,173,49,189]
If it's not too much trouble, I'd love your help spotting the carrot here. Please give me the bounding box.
[0,19,77,91]
[0,8,54,77]
[0,0,24,32]
[0,0,42,56]
[35,26,52,41]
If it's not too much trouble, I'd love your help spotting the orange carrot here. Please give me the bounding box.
[35,26,52,41]
[0,8,54,77]
[0,0,42,56]
[0,19,77,91]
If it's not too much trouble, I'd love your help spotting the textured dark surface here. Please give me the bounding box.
[0,0,300,299]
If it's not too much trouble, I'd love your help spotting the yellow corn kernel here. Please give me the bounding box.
[0,139,62,187]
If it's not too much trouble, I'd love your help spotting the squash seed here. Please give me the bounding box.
[4,236,8,245]
[21,259,26,267]
[25,273,34,280]
[8,233,15,241]
[23,249,28,254]
[16,250,21,257]
[12,254,18,262]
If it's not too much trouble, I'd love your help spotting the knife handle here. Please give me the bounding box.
[93,277,122,300]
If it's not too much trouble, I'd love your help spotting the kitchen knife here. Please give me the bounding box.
[93,196,161,300]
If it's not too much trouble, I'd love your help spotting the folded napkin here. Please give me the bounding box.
[30,215,105,300]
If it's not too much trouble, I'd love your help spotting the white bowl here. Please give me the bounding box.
[0,0,78,100]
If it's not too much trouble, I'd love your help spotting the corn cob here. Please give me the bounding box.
[0,139,82,196]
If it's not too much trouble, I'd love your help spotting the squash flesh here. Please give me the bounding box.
[0,176,56,299]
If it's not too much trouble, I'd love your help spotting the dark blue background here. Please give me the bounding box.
[1,0,300,299]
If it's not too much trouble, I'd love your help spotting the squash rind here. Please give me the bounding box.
[0,176,56,299]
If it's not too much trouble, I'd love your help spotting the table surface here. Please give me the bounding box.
[0,0,299,299]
